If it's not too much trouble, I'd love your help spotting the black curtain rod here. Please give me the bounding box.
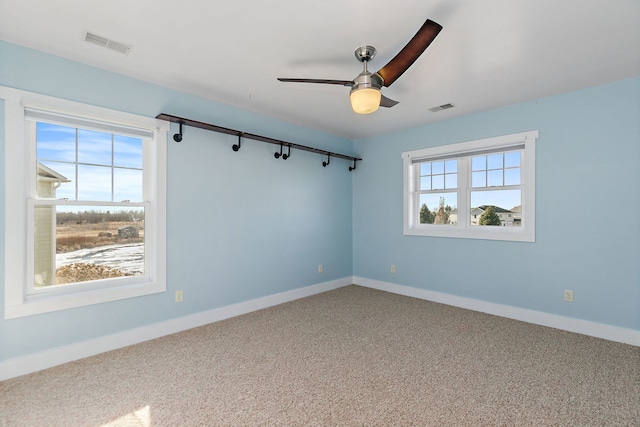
[156,113,361,170]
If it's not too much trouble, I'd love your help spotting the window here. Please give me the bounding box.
[2,87,167,319]
[403,130,538,242]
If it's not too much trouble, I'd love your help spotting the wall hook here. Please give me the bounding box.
[282,145,291,160]
[323,153,331,167]
[173,121,184,142]
[232,134,242,151]
[349,159,357,171]
[274,144,283,159]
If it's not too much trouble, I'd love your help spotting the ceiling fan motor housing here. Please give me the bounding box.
[350,71,383,94]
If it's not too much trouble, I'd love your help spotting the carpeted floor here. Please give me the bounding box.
[1,285,639,426]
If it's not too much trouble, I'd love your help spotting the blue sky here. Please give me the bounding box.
[37,122,143,202]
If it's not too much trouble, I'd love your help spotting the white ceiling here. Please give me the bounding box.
[1,0,639,140]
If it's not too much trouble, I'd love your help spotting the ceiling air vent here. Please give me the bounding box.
[83,31,132,55]
[429,103,455,112]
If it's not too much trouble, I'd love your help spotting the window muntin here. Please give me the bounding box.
[36,122,144,202]
[403,130,537,242]
[2,86,167,319]
[419,160,458,190]
[472,152,521,188]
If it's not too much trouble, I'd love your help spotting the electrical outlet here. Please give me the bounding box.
[318,264,323,273]
[390,265,396,273]
[564,290,574,303]
[175,290,183,303]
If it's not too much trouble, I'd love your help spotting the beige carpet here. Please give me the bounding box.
[1,285,639,426]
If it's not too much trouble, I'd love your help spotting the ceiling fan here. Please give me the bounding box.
[278,19,442,114]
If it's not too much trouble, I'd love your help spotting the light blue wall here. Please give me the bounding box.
[353,77,640,331]
[1,40,638,363]
[0,41,354,361]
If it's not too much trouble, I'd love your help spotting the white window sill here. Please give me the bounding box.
[404,224,535,242]
[5,279,165,319]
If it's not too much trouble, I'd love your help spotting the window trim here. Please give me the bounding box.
[2,86,168,319]
[402,130,538,242]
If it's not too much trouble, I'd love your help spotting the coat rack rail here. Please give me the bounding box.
[156,113,361,170]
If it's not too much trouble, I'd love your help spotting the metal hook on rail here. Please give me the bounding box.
[173,121,184,142]
[349,159,357,171]
[274,144,284,159]
[323,153,331,167]
[232,134,242,151]
[282,145,291,160]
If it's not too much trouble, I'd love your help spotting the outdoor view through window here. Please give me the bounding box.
[418,152,522,227]
[34,122,145,288]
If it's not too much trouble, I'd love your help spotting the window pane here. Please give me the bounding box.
[472,171,486,187]
[445,159,457,173]
[418,193,457,225]
[487,169,503,187]
[432,161,444,174]
[487,153,503,169]
[432,174,445,190]
[78,129,112,165]
[445,173,457,189]
[470,190,521,226]
[504,168,521,186]
[114,135,143,168]
[472,156,486,171]
[34,205,145,288]
[505,151,520,168]
[420,176,431,190]
[78,165,112,201]
[36,122,76,162]
[114,168,143,202]
[420,163,431,175]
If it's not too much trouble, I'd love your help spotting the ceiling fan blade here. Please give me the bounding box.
[380,95,399,108]
[376,19,442,87]
[277,78,354,86]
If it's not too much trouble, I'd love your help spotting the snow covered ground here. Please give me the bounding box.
[56,243,144,275]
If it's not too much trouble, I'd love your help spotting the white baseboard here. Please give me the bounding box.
[354,276,640,347]
[4,276,636,382]
[0,277,352,381]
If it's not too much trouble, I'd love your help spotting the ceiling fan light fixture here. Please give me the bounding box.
[350,87,381,114]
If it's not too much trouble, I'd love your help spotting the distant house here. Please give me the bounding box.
[35,163,70,286]
[118,225,140,238]
[470,205,516,226]
[510,205,522,226]
[448,209,458,225]
[37,163,70,198]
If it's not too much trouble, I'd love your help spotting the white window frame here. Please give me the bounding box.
[403,130,538,242]
[2,86,168,319]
